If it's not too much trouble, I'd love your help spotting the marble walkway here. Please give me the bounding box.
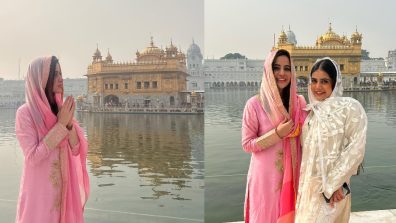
[226,209,396,223]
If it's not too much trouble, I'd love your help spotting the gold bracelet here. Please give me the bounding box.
[275,127,283,139]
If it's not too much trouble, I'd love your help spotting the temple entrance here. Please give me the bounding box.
[104,95,119,106]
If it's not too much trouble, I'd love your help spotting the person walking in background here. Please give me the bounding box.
[15,56,89,223]
[241,49,307,223]
[295,57,367,223]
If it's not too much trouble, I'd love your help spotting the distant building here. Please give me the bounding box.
[274,23,362,88]
[387,49,396,70]
[86,37,203,109]
[360,57,396,84]
[0,78,86,108]
[0,80,24,108]
[203,58,264,88]
[186,40,205,91]
[64,78,87,98]
[286,26,297,45]
[361,59,387,72]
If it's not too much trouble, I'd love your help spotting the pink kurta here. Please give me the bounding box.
[15,104,87,223]
[242,95,306,223]
[15,55,89,223]
[242,96,283,222]
[242,50,307,223]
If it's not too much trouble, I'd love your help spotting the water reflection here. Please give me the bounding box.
[78,112,204,200]
[347,91,396,125]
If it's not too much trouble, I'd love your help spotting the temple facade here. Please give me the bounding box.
[274,24,362,87]
[85,38,203,109]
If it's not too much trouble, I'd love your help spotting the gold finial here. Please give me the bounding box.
[329,22,332,32]
[150,36,154,46]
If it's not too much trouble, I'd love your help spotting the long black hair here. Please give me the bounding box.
[45,56,59,115]
[272,49,291,112]
[310,59,337,90]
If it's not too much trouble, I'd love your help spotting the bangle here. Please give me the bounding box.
[275,127,283,139]
[66,124,73,131]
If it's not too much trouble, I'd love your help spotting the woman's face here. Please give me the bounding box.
[273,55,291,92]
[310,69,333,101]
[52,63,63,94]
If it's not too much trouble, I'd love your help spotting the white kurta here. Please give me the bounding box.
[295,96,367,223]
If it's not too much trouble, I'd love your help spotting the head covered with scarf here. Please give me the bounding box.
[307,57,343,105]
[25,56,89,222]
[259,49,306,222]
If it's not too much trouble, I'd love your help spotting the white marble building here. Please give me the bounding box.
[203,58,264,88]
[361,58,388,72]
[0,78,87,108]
[0,79,25,108]
[386,49,396,70]
[360,58,396,84]
[186,40,205,91]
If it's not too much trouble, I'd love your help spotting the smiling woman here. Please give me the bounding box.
[295,57,367,223]
[309,59,338,101]
[241,49,307,223]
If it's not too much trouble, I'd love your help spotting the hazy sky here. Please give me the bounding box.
[205,0,395,60]
[0,0,203,79]
[2,0,394,80]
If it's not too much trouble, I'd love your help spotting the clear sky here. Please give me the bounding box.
[0,0,203,79]
[205,0,395,60]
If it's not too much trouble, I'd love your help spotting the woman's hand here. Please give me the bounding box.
[329,187,344,208]
[276,118,294,138]
[57,96,75,127]
[67,97,75,128]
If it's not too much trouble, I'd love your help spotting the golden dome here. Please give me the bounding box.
[350,26,362,45]
[316,23,346,46]
[278,29,288,44]
[141,36,164,55]
[279,30,287,39]
[321,23,341,41]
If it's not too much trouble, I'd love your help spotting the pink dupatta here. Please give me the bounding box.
[259,50,306,223]
[25,56,90,223]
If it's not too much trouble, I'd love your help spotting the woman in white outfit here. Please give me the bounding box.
[295,57,367,223]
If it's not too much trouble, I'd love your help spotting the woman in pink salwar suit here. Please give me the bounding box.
[242,49,307,223]
[15,56,89,223]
